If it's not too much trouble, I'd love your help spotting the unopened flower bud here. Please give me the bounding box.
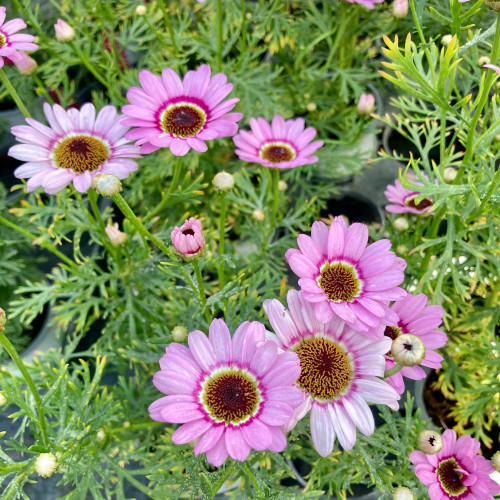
[278,180,287,192]
[393,486,414,500]
[393,0,408,18]
[443,167,457,184]
[92,174,122,198]
[478,56,491,67]
[417,430,443,455]
[0,393,6,406]
[393,217,409,232]
[213,172,235,192]
[0,308,6,331]
[492,451,500,472]
[253,209,264,221]
[96,429,106,442]
[441,35,453,47]
[54,19,75,43]
[35,453,58,478]
[172,326,188,342]
[306,102,317,112]
[15,53,37,76]
[391,334,425,366]
[396,244,407,255]
[134,5,147,15]
[105,223,128,247]
[357,93,375,115]
[171,218,205,261]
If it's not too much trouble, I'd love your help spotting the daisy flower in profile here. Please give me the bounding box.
[384,175,433,215]
[383,293,447,394]
[410,429,500,499]
[286,216,406,335]
[8,103,141,194]
[149,319,302,466]
[264,290,400,456]
[233,116,323,169]
[345,0,385,8]
[0,7,38,68]
[122,64,242,156]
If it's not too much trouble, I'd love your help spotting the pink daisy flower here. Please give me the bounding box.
[345,0,385,8]
[171,217,205,258]
[383,293,448,394]
[286,217,406,335]
[384,175,433,215]
[410,429,500,499]
[8,103,141,194]
[122,64,243,156]
[233,116,323,169]
[264,290,400,456]
[0,7,38,69]
[149,319,303,466]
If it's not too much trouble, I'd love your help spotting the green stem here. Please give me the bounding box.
[384,363,404,378]
[217,193,227,302]
[68,41,108,88]
[242,463,264,498]
[456,12,500,184]
[216,0,223,71]
[0,331,49,447]
[0,214,78,271]
[270,168,280,230]
[158,0,178,57]
[144,155,183,223]
[192,260,211,324]
[32,73,54,104]
[324,2,348,71]
[0,68,31,118]
[112,193,170,257]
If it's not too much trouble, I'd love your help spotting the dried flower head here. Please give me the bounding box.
[443,167,457,184]
[92,174,122,198]
[213,171,235,192]
[393,217,409,232]
[393,486,414,500]
[417,430,443,455]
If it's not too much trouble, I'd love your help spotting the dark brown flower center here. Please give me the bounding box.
[0,33,6,48]
[317,262,361,302]
[259,141,296,164]
[406,196,432,211]
[295,337,351,400]
[384,326,401,341]
[436,458,467,496]
[54,135,108,173]
[160,102,206,138]
[202,369,260,424]
[182,228,195,236]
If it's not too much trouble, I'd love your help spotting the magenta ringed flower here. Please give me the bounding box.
[410,429,500,499]
[122,64,243,156]
[0,7,38,68]
[149,319,303,466]
[233,116,323,169]
[385,175,433,215]
[8,103,141,194]
[264,290,400,456]
[286,216,406,335]
[384,293,447,394]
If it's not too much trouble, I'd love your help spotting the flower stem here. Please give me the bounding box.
[192,260,211,324]
[0,214,78,271]
[0,68,31,118]
[158,0,178,57]
[384,363,403,378]
[0,330,49,447]
[31,73,55,104]
[242,463,264,497]
[144,155,183,223]
[216,0,223,71]
[68,41,108,88]
[217,192,227,285]
[112,193,170,257]
[270,168,280,230]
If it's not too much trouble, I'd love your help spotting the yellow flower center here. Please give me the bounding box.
[159,102,207,138]
[54,135,109,173]
[295,337,351,400]
[0,33,6,48]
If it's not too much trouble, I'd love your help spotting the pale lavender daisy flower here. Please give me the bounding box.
[264,290,400,456]
[8,103,141,194]
[233,116,323,169]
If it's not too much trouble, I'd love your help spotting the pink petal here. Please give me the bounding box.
[188,329,217,373]
[208,319,232,363]
[310,403,335,457]
[171,419,212,445]
[241,419,273,451]
[225,427,250,461]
